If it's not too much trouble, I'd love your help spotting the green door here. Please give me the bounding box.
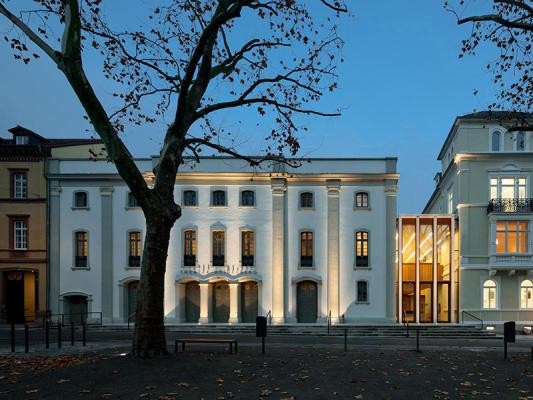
[128,281,139,319]
[212,282,230,323]
[240,282,258,323]
[297,281,317,323]
[185,282,200,323]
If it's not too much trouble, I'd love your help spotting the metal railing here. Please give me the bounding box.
[327,310,332,335]
[488,198,533,214]
[266,310,272,326]
[47,312,102,327]
[461,310,484,330]
[127,312,136,330]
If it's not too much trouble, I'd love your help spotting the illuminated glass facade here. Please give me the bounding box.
[398,216,459,323]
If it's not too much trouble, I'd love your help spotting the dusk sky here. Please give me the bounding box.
[0,1,499,213]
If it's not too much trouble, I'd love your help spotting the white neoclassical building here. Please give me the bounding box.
[47,156,398,324]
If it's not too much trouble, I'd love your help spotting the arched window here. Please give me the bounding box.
[300,192,313,208]
[212,231,225,266]
[74,191,88,208]
[212,190,226,206]
[75,231,88,268]
[241,230,255,266]
[491,131,501,151]
[241,190,255,206]
[128,231,141,267]
[355,231,369,267]
[483,280,497,309]
[184,230,197,266]
[300,231,313,267]
[516,132,526,151]
[183,190,197,207]
[521,279,533,309]
[355,192,369,208]
[356,281,368,302]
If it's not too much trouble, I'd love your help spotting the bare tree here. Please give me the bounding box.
[0,0,346,357]
[445,0,532,129]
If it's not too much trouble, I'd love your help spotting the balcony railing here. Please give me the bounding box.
[487,198,533,214]
[180,263,256,276]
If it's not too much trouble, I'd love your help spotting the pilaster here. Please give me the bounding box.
[48,185,62,314]
[100,186,114,324]
[199,283,210,324]
[385,183,397,322]
[228,282,240,324]
[326,180,340,324]
[271,178,286,324]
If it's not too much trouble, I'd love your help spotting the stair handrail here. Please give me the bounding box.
[402,310,409,337]
[266,310,272,326]
[461,310,484,330]
[327,310,331,335]
[127,312,136,330]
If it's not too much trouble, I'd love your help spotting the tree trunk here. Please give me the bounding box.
[132,211,174,357]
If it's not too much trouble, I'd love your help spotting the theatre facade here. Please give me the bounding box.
[47,156,398,324]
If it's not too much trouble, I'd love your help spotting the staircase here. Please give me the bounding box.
[92,324,498,339]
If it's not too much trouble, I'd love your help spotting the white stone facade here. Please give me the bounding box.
[47,157,398,324]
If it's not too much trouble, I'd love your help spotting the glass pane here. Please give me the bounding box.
[402,283,415,322]
[502,178,515,185]
[507,221,517,230]
[496,221,506,230]
[419,284,432,322]
[519,221,528,230]
[492,132,500,151]
[490,185,498,200]
[508,231,517,253]
[437,222,450,281]
[402,264,415,281]
[401,222,416,263]
[501,185,514,199]
[419,223,433,263]
[519,231,528,253]
[419,263,433,281]
[437,283,449,322]
[496,231,506,253]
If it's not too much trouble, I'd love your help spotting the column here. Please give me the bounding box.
[398,217,403,323]
[327,180,340,324]
[228,282,240,324]
[432,218,438,323]
[199,283,210,324]
[48,185,62,314]
[415,217,420,324]
[450,217,457,323]
[100,187,114,324]
[271,178,286,324]
[385,183,398,322]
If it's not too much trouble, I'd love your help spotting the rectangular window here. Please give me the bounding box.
[495,220,528,253]
[241,231,255,266]
[183,190,197,207]
[12,172,27,199]
[127,192,139,208]
[75,232,88,268]
[212,231,225,266]
[184,230,196,266]
[13,220,28,250]
[128,232,141,267]
[15,135,29,145]
[521,281,533,309]
[357,281,368,302]
[74,192,88,208]
[355,231,369,267]
[300,232,313,267]
[447,190,453,213]
[212,190,226,206]
[241,191,255,207]
[490,177,527,199]
[300,192,313,208]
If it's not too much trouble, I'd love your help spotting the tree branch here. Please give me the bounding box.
[319,0,348,13]
[0,3,61,63]
[495,0,533,16]
[457,13,533,32]
[195,97,340,120]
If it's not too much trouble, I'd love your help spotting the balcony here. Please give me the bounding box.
[487,198,533,214]
[179,263,257,277]
[489,253,533,270]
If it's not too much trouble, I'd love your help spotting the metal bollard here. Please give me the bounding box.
[45,321,49,349]
[10,323,15,353]
[416,328,421,353]
[71,322,75,346]
[82,323,86,347]
[24,324,29,353]
[58,322,62,349]
[344,329,347,352]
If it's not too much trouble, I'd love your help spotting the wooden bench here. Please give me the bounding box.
[174,338,238,354]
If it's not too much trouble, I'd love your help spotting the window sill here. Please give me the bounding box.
[125,266,141,270]
[355,301,370,305]
[238,205,256,209]
[182,205,199,209]
[71,266,90,271]
[298,266,315,270]
[125,206,141,210]
[354,266,371,270]
[353,207,371,211]
[71,206,90,210]
[209,205,229,209]
[298,207,315,211]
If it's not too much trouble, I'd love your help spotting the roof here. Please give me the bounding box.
[2,125,102,148]
[436,111,533,160]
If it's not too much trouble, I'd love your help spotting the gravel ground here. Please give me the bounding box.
[1,344,533,399]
